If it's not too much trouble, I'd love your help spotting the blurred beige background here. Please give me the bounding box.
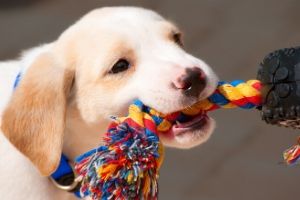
[1,0,300,199]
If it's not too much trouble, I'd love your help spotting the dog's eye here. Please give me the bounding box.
[109,59,130,74]
[173,33,183,46]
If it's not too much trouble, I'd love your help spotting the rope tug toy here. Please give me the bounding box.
[74,47,300,199]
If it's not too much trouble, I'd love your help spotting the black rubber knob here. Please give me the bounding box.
[257,47,300,128]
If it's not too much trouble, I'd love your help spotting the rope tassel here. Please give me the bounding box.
[75,101,164,200]
[283,137,300,165]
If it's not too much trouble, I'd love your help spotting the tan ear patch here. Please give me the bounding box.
[2,53,74,176]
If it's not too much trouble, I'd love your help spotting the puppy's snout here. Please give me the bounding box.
[173,67,207,97]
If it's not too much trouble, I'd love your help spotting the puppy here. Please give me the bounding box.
[0,7,218,200]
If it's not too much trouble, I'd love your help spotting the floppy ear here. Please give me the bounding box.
[1,52,74,176]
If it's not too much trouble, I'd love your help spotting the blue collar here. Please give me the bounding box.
[13,72,81,198]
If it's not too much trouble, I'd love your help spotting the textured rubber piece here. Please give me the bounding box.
[257,47,300,128]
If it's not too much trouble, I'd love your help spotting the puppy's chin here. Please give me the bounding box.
[159,117,215,149]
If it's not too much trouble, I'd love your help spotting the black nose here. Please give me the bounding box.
[174,67,207,97]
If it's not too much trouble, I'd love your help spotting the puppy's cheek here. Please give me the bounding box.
[160,118,216,149]
[113,87,139,114]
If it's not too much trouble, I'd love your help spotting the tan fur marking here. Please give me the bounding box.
[1,53,74,176]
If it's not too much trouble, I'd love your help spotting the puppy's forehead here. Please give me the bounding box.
[81,7,164,24]
[76,7,178,33]
[55,7,181,71]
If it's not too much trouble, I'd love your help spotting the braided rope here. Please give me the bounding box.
[183,79,262,112]
[154,80,262,132]
[74,79,266,199]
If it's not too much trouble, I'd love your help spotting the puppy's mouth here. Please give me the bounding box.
[172,113,209,136]
[162,110,212,141]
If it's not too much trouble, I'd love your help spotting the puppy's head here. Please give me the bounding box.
[1,7,218,176]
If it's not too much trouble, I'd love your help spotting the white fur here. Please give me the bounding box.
[0,7,217,199]
[0,61,20,115]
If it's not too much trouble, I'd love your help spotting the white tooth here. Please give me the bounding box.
[176,121,181,125]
